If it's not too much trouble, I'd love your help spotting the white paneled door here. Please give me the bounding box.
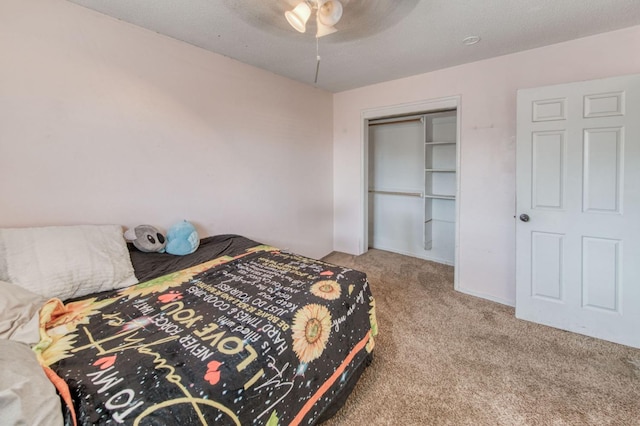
[516,74,640,348]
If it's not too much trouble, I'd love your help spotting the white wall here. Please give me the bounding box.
[333,26,640,305]
[0,0,334,259]
[2,1,639,304]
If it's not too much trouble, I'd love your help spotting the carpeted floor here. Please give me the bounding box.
[321,249,640,426]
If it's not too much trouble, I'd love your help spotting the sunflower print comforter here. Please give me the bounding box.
[36,246,377,426]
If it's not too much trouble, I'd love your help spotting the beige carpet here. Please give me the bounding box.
[321,249,640,426]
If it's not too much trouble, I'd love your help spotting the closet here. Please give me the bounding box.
[368,109,457,265]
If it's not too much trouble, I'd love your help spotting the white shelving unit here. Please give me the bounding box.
[423,111,457,261]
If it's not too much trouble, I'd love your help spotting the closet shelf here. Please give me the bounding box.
[425,168,456,172]
[369,189,423,198]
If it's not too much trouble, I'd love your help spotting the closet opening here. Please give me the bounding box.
[361,97,460,275]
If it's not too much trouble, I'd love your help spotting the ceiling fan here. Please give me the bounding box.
[284,0,344,83]
[285,0,344,38]
[221,0,419,42]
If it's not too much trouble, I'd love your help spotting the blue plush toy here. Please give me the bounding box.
[165,220,200,256]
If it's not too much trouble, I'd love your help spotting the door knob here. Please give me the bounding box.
[519,214,530,222]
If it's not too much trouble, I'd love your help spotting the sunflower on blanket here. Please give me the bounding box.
[291,304,332,363]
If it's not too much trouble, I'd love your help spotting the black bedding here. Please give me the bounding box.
[37,235,377,425]
[129,235,261,282]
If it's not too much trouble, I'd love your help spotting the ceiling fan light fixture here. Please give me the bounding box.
[285,2,312,33]
[316,16,337,37]
[317,0,343,27]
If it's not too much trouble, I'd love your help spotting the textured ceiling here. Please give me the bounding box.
[66,0,640,92]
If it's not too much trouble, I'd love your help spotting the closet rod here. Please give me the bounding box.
[368,115,424,126]
[368,190,423,197]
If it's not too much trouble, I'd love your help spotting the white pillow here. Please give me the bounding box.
[0,340,64,426]
[0,280,47,345]
[0,224,138,301]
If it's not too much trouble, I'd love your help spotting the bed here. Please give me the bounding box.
[0,226,377,426]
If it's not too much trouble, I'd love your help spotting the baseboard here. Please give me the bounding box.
[369,244,454,266]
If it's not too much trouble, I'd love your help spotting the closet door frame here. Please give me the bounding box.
[360,96,461,286]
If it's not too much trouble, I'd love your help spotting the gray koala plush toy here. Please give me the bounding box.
[124,225,167,253]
